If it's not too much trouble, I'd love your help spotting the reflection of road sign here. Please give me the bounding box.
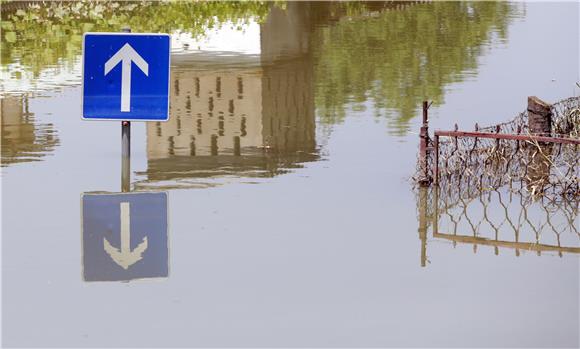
[82,33,170,121]
[82,192,168,282]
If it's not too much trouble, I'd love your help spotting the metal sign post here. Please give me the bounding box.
[121,27,131,192]
[81,28,170,191]
[121,120,131,192]
[80,28,171,282]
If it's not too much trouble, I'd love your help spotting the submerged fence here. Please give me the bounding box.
[415,96,580,200]
[413,96,579,266]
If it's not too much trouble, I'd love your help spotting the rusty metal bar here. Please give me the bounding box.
[434,130,580,145]
[433,232,580,254]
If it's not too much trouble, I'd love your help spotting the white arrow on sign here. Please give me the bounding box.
[103,202,148,270]
[104,43,149,112]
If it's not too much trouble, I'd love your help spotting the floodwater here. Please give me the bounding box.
[1,1,579,347]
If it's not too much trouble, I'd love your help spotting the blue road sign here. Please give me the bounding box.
[82,33,171,121]
[82,192,168,282]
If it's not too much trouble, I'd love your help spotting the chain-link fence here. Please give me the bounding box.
[475,96,580,137]
[415,97,580,200]
[414,97,579,266]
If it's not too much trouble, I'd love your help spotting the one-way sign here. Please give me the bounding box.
[82,192,169,282]
[82,33,171,121]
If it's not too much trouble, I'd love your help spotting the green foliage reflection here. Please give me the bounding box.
[1,1,521,136]
[1,1,271,77]
[311,2,520,134]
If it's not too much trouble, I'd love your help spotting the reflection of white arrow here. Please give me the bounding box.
[103,202,148,270]
[104,43,149,112]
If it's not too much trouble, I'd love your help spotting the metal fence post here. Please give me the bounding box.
[419,100,431,185]
[434,134,439,185]
[418,186,429,267]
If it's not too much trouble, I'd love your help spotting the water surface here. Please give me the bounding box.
[2,1,579,347]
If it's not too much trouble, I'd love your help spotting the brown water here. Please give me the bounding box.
[1,2,579,347]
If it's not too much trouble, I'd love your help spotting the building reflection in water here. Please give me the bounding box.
[1,97,59,166]
[416,187,580,267]
[135,4,318,190]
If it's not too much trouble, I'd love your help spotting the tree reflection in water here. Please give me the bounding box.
[310,1,522,134]
[1,1,521,170]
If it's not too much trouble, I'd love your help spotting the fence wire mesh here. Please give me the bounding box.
[476,96,580,136]
[416,186,579,267]
[415,96,580,200]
